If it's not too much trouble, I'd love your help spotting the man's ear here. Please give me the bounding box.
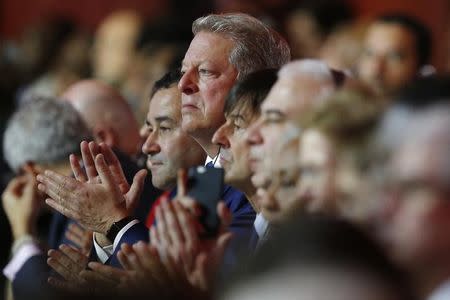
[93,126,117,148]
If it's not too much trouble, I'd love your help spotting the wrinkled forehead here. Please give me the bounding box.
[183,31,235,66]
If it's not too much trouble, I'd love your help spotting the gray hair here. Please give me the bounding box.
[192,13,291,78]
[278,59,337,103]
[3,96,92,172]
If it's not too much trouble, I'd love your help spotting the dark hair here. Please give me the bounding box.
[149,69,182,99]
[376,13,431,66]
[224,68,278,116]
[394,74,450,109]
[291,0,354,37]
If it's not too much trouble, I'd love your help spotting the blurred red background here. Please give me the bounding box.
[1,0,448,68]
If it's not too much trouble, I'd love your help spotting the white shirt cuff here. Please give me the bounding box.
[93,219,140,264]
[3,241,42,280]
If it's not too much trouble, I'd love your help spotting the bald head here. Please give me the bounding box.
[61,80,141,156]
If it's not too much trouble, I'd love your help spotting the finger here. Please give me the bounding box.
[118,243,135,271]
[65,230,83,248]
[48,276,78,293]
[79,269,116,288]
[155,204,173,252]
[6,175,28,196]
[67,223,90,241]
[88,141,101,159]
[126,169,147,212]
[215,232,233,259]
[173,201,199,253]
[94,154,118,190]
[131,241,156,272]
[47,250,79,281]
[37,171,78,202]
[70,154,87,183]
[99,143,129,193]
[177,169,187,197]
[45,198,78,220]
[81,141,97,181]
[217,201,232,229]
[59,244,89,267]
[87,262,125,283]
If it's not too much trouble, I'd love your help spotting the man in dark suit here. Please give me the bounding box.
[39,70,206,268]
[37,13,291,269]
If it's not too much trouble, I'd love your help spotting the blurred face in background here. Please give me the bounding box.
[296,129,336,214]
[258,130,301,224]
[247,75,330,192]
[376,139,450,270]
[93,11,141,84]
[357,22,419,95]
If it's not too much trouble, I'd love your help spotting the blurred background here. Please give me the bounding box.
[0,0,449,295]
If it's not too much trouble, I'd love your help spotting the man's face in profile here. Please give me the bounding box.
[141,86,204,190]
[212,103,259,187]
[357,22,419,95]
[179,31,238,140]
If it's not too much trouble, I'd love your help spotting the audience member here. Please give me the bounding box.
[357,14,432,96]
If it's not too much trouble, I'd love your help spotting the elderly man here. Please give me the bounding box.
[246,59,343,246]
[357,14,432,96]
[37,13,291,264]
[38,70,206,268]
[2,96,91,300]
[178,13,290,239]
[61,79,142,159]
[374,98,450,300]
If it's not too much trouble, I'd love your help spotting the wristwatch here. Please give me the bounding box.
[106,216,134,242]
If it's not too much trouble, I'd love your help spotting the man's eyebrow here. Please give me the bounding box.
[155,116,174,123]
[229,113,246,122]
[263,109,285,118]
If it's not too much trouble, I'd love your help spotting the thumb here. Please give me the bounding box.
[125,169,147,212]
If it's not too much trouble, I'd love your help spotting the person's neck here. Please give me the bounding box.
[411,259,450,299]
[193,136,220,159]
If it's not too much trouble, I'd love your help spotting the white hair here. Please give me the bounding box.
[193,13,291,79]
[3,96,92,172]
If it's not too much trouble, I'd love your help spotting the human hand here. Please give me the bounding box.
[116,242,196,298]
[47,244,89,292]
[64,223,93,255]
[37,151,144,234]
[70,141,146,212]
[2,168,43,240]
[152,197,233,292]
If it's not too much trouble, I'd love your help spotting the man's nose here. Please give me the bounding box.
[212,124,231,149]
[179,68,199,95]
[142,132,161,156]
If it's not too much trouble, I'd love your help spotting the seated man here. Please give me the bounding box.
[374,91,450,300]
[38,70,206,267]
[357,13,432,96]
[2,96,92,300]
[246,59,344,245]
